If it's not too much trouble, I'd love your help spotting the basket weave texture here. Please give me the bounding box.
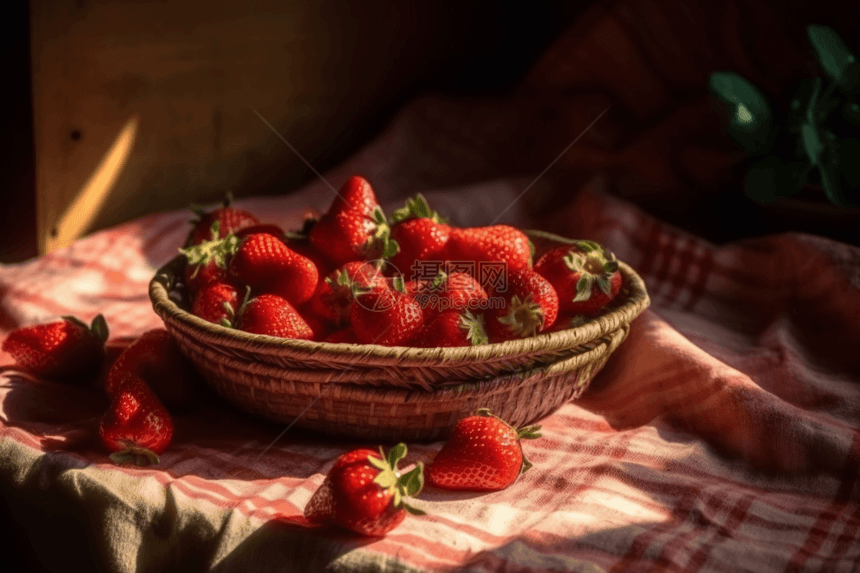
[149,230,650,441]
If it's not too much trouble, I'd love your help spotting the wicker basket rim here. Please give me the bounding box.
[149,229,650,365]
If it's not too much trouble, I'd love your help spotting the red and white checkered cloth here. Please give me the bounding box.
[3,1,860,570]
[2,177,858,572]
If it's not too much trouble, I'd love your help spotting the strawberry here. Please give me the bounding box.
[324,329,360,344]
[179,222,240,295]
[426,409,542,492]
[533,242,622,314]
[413,271,489,323]
[304,443,425,537]
[441,225,532,286]
[228,233,319,306]
[299,308,332,341]
[328,175,381,216]
[236,293,314,340]
[2,314,109,383]
[187,197,260,246]
[350,284,424,347]
[99,373,174,466]
[191,282,241,326]
[105,329,203,413]
[234,223,287,240]
[485,268,559,342]
[307,261,388,325]
[309,177,397,267]
[388,194,451,280]
[411,309,488,348]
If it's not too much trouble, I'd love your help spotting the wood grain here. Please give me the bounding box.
[30,0,474,254]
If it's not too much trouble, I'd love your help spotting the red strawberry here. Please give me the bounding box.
[179,222,240,295]
[307,261,388,325]
[2,314,108,382]
[328,175,381,216]
[99,373,174,466]
[304,443,425,537]
[228,233,319,306]
[298,308,332,341]
[442,225,532,287]
[309,208,398,268]
[350,285,424,347]
[534,242,622,314]
[187,198,260,246]
[192,282,241,326]
[309,176,397,267]
[236,294,314,340]
[485,268,559,342]
[234,223,287,240]
[411,309,488,348]
[426,409,542,492]
[105,329,203,413]
[324,329,360,344]
[388,194,451,280]
[414,271,489,323]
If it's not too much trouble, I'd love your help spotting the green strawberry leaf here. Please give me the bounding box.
[520,457,534,474]
[517,425,543,440]
[401,502,427,516]
[219,318,232,328]
[596,275,612,297]
[429,271,447,292]
[820,139,860,208]
[476,408,493,417]
[709,72,774,154]
[283,231,307,241]
[460,310,489,346]
[90,314,110,344]
[802,122,825,166]
[808,25,860,92]
[388,442,408,468]
[399,463,425,498]
[603,260,620,274]
[391,275,406,293]
[575,240,600,253]
[528,239,535,265]
[573,276,594,302]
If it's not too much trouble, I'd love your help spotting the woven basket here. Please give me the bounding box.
[149,230,650,441]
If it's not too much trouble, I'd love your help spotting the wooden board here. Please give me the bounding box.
[29,0,475,254]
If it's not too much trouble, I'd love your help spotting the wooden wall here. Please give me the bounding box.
[29,0,488,254]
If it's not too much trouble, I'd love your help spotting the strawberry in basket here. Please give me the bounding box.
[309,176,398,267]
[186,195,260,247]
[2,314,109,383]
[304,261,388,326]
[441,224,532,288]
[350,279,424,347]
[191,282,242,326]
[427,409,542,491]
[413,270,489,324]
[534,241,622,315]
[388,194,451,280]
[228,232,319,307]
[304,443,425,537]
[485,268,559,342]
[180,221,241,296]
[411,309,489,348]
[236,293,314,340]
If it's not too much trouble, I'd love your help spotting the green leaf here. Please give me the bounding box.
[596,276,612,296]
[399,463,425,498]
[709,72,774,154]
[90,314,110,344]
[401,503,427,516]
[388,443,407,468]
[808,25,859,91]
[573,276,594,302]
[743,156,807,204]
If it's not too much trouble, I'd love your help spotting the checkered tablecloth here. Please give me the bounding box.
[3,1,859,570]
[2,177,858,572]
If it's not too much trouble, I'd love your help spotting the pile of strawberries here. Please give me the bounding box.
[180,176,624,347]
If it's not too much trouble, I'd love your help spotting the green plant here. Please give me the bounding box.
[709,25,860,208]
